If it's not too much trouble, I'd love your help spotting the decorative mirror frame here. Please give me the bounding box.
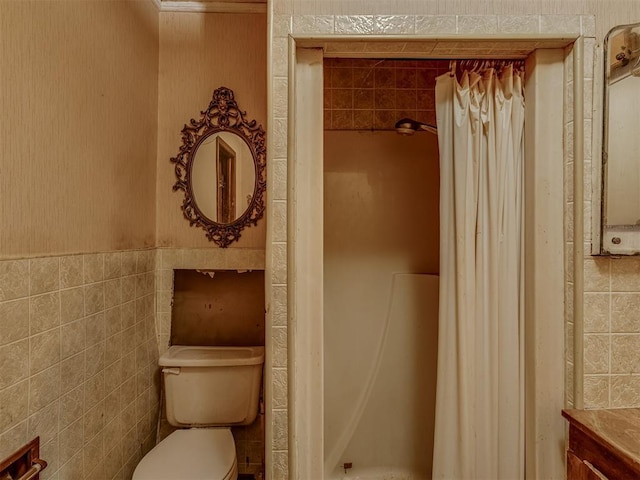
[171,87,266,247]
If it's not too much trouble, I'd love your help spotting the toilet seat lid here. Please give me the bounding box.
[133,428,236,480]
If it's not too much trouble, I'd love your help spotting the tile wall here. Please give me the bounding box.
[582,257,640,408]
[0,249,158,480]
[323,58,449,130]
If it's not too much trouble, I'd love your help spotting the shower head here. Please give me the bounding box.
[394,117,438,135]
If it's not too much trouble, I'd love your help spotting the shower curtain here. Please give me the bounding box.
[432,65,525,479]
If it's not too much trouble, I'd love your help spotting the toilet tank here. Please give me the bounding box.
[160,345,264,427]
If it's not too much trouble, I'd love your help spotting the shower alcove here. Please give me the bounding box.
[280,33,581,480]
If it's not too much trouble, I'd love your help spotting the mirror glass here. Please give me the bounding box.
[601,22,640,254]
[191,132,256,224]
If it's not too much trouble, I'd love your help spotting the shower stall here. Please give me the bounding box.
[285,42,568,480]
[323,70,441,476]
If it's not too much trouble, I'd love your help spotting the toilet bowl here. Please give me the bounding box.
[132,429,238,480]
[132,345,264,480]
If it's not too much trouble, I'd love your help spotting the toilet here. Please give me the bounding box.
[132,345,265,480]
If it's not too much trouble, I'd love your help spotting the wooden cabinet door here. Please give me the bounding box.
[567,452,608,480]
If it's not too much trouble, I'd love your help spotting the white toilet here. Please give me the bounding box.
[132,345,265,480]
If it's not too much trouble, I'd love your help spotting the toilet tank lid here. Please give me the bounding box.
[159,345,265,367]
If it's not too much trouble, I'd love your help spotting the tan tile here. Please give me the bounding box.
[85,372,104,412]
[271,286,287,327]
[0,259,29,302]
[58,450,83,480]
[104,423,122,467]
[28,399,59,445]
[29,364,61,414]
[104,252,122,280]
[0,420,28,465]
[86,312,106,347]
[29,257,60,295]
[105,334,122,371]
[30,292,60,334]
[0,298,29,346]
[120,377,137,412]
[85,342,105,379]
[273,368,288,409]
[0,379,28,432]
[611,375,640,408]
[583,293,609,333]
[59,386,84,430]
[136,250,155,274]
[457,15,498,34]
[273,410,288,450]
[584,334,609,374]
[122,425,139,464]
[0,339,29,389]
[85,282,105,316]
[159,249,182,270]
[415,15,456,34]
[105,279,122,310]
[105,306,122,338]
[122,301,135,329]
[60,287,85,325]
[83,433,104,478]
[611,335,640,373]
[157,269,173,292]
[612,294,640,333]
[40,436,59,476]
[84,253,104,284]
[105,360,122,397]
[59,417,84,465]
[61,320,86,360]
[583,375,609,408]
[272,326,287,368]
[30,328,61,374]
[539,14,580,34]
[84,400,105,440]
[60,353,85,396]
[497,15,539,33]
[584,258,610,292]
[121,251,137,276]
[60,255,83,289]
[612,258,640,292]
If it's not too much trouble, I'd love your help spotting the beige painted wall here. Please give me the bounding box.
[0,0,159,259]
[156,12,267,249]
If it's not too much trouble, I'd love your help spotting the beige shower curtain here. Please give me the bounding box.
[432,65,525,480]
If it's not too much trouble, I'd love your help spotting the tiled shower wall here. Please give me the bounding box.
[323,58,449,130]
[0,249,159,480]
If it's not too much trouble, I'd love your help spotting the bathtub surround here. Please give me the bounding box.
[0,249,159,480]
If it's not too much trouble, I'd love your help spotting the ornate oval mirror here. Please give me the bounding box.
[171,87,266,247]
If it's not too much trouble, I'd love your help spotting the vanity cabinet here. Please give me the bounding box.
[563,408,640,480]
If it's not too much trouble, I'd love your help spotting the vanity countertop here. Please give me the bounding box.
[562,408,640,476]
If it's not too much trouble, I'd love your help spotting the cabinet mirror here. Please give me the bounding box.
[600,22,640,254]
